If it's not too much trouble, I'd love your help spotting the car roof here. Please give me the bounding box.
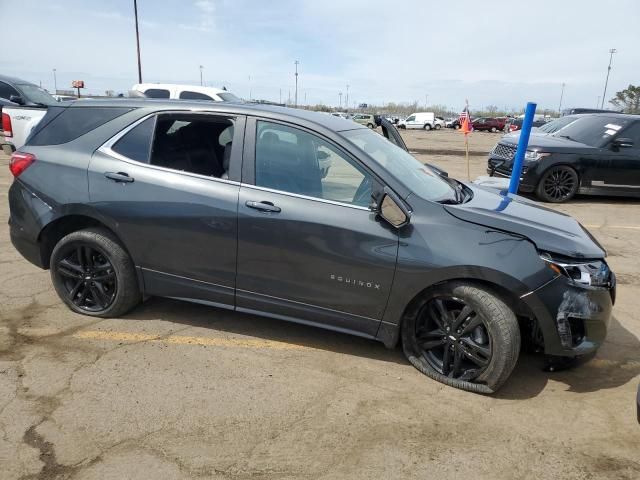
[0,74,37,86]
[61,98,367,132]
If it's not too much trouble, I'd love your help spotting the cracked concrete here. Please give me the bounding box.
[1,132,639,479]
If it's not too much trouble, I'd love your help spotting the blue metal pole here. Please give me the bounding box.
[508,102,537,194]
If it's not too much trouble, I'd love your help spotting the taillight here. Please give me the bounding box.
[9,152,36,177]
[1,112,12,137]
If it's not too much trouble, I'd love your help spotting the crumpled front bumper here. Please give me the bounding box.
[520,273,615,357]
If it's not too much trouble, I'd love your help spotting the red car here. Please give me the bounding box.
[472,117,507,132]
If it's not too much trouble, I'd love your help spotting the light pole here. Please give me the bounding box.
[558,82,565,114]
[52,68,57,93]
[133,0,143,83]
[601,48,617,109]
[199,65,204,86]
[339,92,342,109]
[425,94,429,109]
[294,60,299,107]
[346,84,350,111]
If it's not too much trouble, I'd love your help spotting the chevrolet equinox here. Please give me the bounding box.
[8,100,616,393]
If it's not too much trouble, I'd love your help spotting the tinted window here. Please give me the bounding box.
[179,91,214,101]
[28,107,132,146]
[112,117,156,162]
[343,128,456,203]
[552,115,634,147]
[406,116,415,121]
[144,88,170,98]
[255,121,373,206]
[0,81,19,101]
[150,114,235,177]
[218,92,240,102]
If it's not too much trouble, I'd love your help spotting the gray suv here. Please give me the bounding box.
[8,100,615,393]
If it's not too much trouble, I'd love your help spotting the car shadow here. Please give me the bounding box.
[124,297,408,366]
[125,298,639,397]
[497,315,640,399]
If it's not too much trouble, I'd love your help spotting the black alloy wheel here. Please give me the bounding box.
[415,296,492,380]
[537,166,579,203]
[56,245,117,312]
[50,228,141,317]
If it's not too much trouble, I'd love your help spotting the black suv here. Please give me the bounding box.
[488,114,640,202]
[8,101,615,393]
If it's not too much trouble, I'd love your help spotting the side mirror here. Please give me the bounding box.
[378,189,410,228]
[9,95,24,105]
[612,137,633,149]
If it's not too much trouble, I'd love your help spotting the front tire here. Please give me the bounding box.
[50,228,141,317]
[401,282,520,394]
[490,127,497,133]
[434,124,441,130]
[367,123,374,129]
[535,165,579,203]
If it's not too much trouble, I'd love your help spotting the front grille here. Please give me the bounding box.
[491,143,517,160]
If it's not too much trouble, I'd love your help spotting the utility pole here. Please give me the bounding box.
[425,94,429,109]
[304,91,307,105]
[294,60,299,107]
[558,83,565,115]
[597,96,601,108]
[346,84,350,111]
[279,88,282,104]
[199,65,204,86]
[133,0,143,83]
[601,48,617,109]
[339,91,342,109]
[52,68,57,93]
[248,75,252,100]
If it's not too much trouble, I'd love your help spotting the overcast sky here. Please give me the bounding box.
[1,0,638,112]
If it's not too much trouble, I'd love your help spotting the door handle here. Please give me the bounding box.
[104,172,134,183]
[245,200,281,213]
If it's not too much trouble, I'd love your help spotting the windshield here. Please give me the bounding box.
[16,84,57,106]
[538,115,577,134]
[551,115,633,147]
[218,92,241,102]
[343,129,457,202]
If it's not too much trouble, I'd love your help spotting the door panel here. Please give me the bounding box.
[89,151,240,304]
[236,186,398,334]
[88,112,245,306]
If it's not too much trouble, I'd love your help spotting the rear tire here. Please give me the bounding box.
[434,124,441,130]
[454,124,460,130]
[367,123,374,129]
[535,165,579,203]
[423,124,432,131]
[401,282,520,394]
[490,127,497,133]
[50,228,141,318]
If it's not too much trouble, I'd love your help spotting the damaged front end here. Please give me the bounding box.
[520,252,615,363]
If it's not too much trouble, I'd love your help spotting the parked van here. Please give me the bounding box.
[398,112,436,130]
[131,83,240,102]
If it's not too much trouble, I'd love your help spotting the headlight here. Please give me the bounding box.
[524,150,550,161]
[539,252,611,287]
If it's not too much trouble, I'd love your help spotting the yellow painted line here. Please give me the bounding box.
[73,330,307,350]
[583,224,640,230]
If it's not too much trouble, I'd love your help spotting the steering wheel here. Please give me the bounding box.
[352,176,372,207]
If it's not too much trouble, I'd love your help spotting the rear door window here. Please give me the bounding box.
[111,116,156,162]
[28,107,132,146]
[179,91,214,101]
[144,88,170,98]
[149,114,236,178]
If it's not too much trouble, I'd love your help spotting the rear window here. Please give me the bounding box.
[28,107,132,146]
[144,88,170,98]
[179,91,214,100]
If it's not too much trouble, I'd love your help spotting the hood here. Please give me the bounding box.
[444,185,605,259]
[500,134,594,152]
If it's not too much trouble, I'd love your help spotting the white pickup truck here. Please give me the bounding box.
[1,75,58,154]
